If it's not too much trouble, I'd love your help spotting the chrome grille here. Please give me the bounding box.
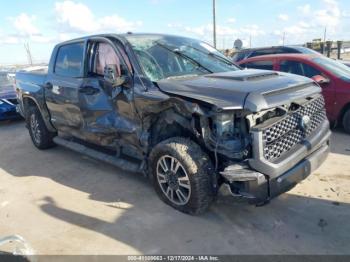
[262,96,327,161]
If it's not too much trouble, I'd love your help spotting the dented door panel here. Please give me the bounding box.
[78,75,142,151]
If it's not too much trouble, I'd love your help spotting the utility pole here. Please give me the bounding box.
[323,27,327,54]
[213,0,217,48]
[24,42,33,66]
[282,32,286,45]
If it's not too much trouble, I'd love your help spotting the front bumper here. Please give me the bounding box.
[221,133,330,204]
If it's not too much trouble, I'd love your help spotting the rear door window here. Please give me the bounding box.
[55,42,84,77]
[241,60,274,70]
[280,60,303,75]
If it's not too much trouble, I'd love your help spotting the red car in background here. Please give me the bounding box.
[238,54,350,133]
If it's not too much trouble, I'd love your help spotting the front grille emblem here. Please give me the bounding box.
[300,115,311,131]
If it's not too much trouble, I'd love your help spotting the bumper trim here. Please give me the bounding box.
[224,138,330,204]
[220,163,266,184]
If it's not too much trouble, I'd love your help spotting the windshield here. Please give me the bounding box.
[313,57,350,82]
[125,35,239,81]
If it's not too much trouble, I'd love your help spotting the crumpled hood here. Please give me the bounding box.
[0,85,16,100]
[157,69,321,112]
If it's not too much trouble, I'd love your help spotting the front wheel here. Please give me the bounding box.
[149,137,214,215]
[27,107,56,149]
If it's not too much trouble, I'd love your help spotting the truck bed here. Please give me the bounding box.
[16,71,47,87]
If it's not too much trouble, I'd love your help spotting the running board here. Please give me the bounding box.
[53,137,141,173]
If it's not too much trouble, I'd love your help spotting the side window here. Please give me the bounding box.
[94,43,121,76]
[280,60,322,78]
[243,60,274,70]
[55,42,84,77]
[302,63,322,78]
[280,60,303,76]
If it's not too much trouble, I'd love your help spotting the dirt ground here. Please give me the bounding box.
[0,120,349,255]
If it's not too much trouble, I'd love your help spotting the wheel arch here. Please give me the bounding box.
[338,102,350,127]
[22,96,56,132]
[148,109,203,149]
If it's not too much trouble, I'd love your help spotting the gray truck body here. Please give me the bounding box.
[15,33,331,208]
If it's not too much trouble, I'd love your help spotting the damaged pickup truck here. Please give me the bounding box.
[16,34,331,214]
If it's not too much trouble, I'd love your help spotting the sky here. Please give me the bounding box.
[0,0,349,64]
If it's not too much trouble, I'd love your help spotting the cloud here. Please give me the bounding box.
[277,0,343,45]
[55,1,98,32]
[168,22,264,48]
[183,24,239,38]
[0,35,20,45]
[55,0,143,33]
[314,0,341,27]
[12,13,40,36]
[343,10,350,17]
[278,14,289,21]
[227,18,236,23]
[1,13,54,45]
[298,4,311,15]
[296,0,340,28]
[1,1,144,47]
[240,25,265,37]
[99,15,143,32]
[167,23,183,28]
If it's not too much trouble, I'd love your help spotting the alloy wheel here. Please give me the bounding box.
[156,155,191,205]
[30,114,41,145]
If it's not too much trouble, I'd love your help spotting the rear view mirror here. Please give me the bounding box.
[104,64,128,87]
[312,75,330,85]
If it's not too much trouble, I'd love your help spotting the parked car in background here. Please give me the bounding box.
[238,54,350,133]
[232,46,320,63]
[0,72,20,121]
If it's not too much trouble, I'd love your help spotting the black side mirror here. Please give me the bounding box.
[104,64,128,87]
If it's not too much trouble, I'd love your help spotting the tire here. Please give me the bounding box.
[27,106,56,149]
[149,137,214,215]
[343,109,350,134]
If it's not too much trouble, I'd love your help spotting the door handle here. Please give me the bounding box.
[44,82,53,90]
[79,86,100,95]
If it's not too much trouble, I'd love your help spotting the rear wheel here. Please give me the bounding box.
[149,137,214,215]
[343,109,350,134]
[27,107,56,149]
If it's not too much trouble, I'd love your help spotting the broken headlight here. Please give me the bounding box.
[208,111,250,160]
[212,112,235,139]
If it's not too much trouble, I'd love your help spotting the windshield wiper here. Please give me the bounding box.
[155,41,212,73]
